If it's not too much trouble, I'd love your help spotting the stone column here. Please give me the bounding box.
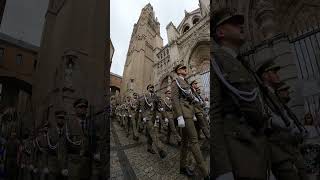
[255,0,277,40]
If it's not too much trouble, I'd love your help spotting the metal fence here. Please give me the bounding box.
[289,24,320,120]
[200,70,210,100]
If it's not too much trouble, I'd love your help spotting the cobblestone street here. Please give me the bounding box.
[110,120,210,180]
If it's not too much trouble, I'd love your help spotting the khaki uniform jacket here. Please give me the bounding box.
[141,93,158,121]
[211,47,269,179]
[171,76,195,120]
[162,97,173,120]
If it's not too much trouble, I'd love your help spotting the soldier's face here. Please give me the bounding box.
[217,22,246,46]
[76,105,88,116]
[148,87,154,93]
[56,116,65,127]
[192,82,198,89]
[165,91,171,97]
[177,67,187,76]
[263,70,281,85]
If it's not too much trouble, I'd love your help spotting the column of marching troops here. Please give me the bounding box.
[111,65,211,179]
[210,8,319,180]
[0,98,107,180]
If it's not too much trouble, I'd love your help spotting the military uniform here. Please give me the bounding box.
[65,98,91,180]
[19,138,34,180]
[190,80,210,140]
[256,61,309,180]
[37,110,67,180]
[211,8,269,179]
[171,64,209,178]
[162,90,181,144]
[141,84,167,158]
[2,108,20,180]
[128,93,139,141]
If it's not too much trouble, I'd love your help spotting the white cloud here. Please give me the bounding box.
[110,0,199,76]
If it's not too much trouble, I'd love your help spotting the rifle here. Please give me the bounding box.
[238,57,307,134]
[175,79,205,108]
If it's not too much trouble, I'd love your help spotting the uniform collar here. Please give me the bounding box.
[178,75,185,80]
[221,46,238,58]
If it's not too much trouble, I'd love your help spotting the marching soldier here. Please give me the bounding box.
[211,8,270,179]
[189,79,210,140]
[64,98,90,180]
[141,84,167,159]
[2,108,20,180]
[257,61,308,180]
[162,89,181,145]
[125,96,132,137]
[171,64,209,179]
[44,109,67,180]
[128,93,139,141]
[19,135,34,180]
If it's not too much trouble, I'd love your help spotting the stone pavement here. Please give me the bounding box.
[110,120,210,180]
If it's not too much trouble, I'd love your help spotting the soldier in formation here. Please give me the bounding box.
[211,7,311,180]
[171,64,209,179]
[162,89,181,145]
[257,60,308,180]
[141,84,167,158]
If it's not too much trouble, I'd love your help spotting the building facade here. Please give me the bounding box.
[0,32,38,114]
[154,0,210,98]
[32,0,108,127]
[121,3,163,96]
[121,0,210,99]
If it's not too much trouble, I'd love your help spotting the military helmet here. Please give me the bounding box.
[257,60,281,78]
[147,84,154,90]
[211,8,244,30]
[174,64,187,73]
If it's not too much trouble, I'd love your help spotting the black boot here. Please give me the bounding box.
[159,150,167,159]
[147,148,156,154]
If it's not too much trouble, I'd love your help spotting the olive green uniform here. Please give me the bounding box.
[128,97,139,140]
[65,115,90,180]
[211,47,269,179]
[141,93,166,156]
[265,86,308,180]
[171,76,209,177]
[162,96,181,144]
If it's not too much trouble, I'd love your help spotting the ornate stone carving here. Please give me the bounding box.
[255,0,276,39]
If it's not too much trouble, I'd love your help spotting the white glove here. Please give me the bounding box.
[61,169,69,176]
[193,116,197,121]
[217,172,235,180]
[177,116,185,128]
[94,153,101,161]
[164,118,169,123]
[29,164,34,171]
[43,167,49,174]
[129,115,132,118]
[139,110,142,113]
[143,117,147,123]
[159,108,164,112]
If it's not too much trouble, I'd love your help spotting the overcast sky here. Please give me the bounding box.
[0,0,49,46]
[110,0,199,76]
